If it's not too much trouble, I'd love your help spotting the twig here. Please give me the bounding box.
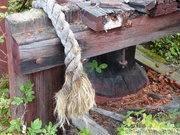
[0,59,7,64]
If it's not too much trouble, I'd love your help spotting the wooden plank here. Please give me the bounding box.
[77,1,134,31]
[25,66,65,127]
[91,107,125,122]
[135,47,180,84]
[72,115,110,135]
[9,10,180,74]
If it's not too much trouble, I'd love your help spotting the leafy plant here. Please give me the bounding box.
[79,127,92,135]
[44,122,58,135]
[89,60,108,73]
[11,81,35,106]
[117,110,178,135]
[0,75,10,127]
[156,108,180,128]
[8,0,33,14]
[0,78,58,135]
[150,33,180,63]
[27,119,58,135]
[7,118,23,134]
[0,6,8,19]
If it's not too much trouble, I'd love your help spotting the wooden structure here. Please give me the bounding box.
[5,0,180,130]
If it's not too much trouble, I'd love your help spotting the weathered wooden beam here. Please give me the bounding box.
[77,1,134,31]
[8,10,180,74]
[72,115,110,135]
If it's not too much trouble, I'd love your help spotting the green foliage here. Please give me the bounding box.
[150,33,180,64]
[11,81,35,106]
[44,122,58,135]
[117,109,178,135]
[0,35,5,43]
[7,118,23,134]
[79,127,92,135]
[8,0,33,13]
[0,6,8,19]
[0,6,8,44]
[0,75,10,127]
[27,119,58,135]
[27,118,46,134]
[156,108,180,128]
[89,60,108,73]
[0,77,58,134]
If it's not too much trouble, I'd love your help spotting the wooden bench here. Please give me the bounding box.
[5,0,180,128]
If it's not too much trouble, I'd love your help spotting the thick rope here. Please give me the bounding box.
[32,0,95,128]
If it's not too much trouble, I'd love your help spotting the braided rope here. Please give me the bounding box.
[32,0,95,128]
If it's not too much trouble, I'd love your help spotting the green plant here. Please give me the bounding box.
[8,0,33,14]
[150,34,180,63]
[0,75,10,128]
[0,79,58,134]
[156,108,180,128]
[0,6,8,44]
[11,81,35,106]
[117,110,178,135]
[0,6,8,19]
[79,127,92,135]
[27,119,58,135]
[89,60,108,73]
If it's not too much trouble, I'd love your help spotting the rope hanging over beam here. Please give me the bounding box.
[32,0,95,128]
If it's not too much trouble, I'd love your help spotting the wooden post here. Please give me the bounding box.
[5,9,66,129]
[0,0,8,75]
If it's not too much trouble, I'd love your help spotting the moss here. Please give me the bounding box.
[136,45,167,64]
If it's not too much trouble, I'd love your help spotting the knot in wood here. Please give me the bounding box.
[36,57,43,64]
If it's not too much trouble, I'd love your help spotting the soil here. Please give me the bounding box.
[88,65,180,135]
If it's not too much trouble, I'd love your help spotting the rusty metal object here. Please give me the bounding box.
[119,49,128,68]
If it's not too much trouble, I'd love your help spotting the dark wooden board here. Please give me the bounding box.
[148,2,178,16]
[128,0,178,16]
[128,0,156,13]
[9,11,180,74]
